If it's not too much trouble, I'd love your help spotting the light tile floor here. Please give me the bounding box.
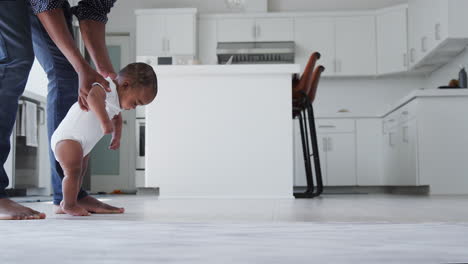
[2,194,468,263]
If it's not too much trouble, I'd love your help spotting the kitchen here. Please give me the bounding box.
[3,0,468,263]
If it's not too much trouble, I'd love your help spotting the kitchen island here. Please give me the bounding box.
[145,64,300,198]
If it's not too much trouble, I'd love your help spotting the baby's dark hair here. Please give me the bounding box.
[118,62,158,98]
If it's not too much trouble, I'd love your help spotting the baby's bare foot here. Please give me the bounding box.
[0,198,46,220]
[60,201,90,216]
[78,196,125,214]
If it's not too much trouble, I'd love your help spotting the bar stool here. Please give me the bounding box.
[293,54,325,199]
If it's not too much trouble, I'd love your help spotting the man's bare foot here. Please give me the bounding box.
[60,201,90,216]
[0,198,46,220]
[54,196,124,214]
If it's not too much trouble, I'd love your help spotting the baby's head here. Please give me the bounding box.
[115,62,158,110]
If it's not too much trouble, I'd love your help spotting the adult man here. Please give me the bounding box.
[0,0,124,220]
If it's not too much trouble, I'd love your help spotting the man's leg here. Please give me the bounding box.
[30,3,124,214]
[28,2,88,205]
[0,0,45,220]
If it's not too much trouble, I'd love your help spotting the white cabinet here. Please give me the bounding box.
[325,133,356,186]
[294,118,387,187]
[136,14,165,56]
[165,13,197,55]
[302,119,356,186]
[382,102,419,186]
[356,119,383,186]
[135,9,197,57]
[217,17,293,42]
[255,18,294,41]
[294,15,377,76]
[217,18,255,42]
[408,0,468,70]
[294,17,335,76]
[399,118,419,185]
[335,15,377,76]
[198,18,218,64]
[376,6,408,74]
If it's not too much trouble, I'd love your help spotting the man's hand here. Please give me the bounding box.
[97,67,117,80]
[78,65,112,111]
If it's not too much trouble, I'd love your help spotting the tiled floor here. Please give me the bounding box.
[2,194,468,263]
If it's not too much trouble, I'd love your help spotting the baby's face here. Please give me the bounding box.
[120,87,154,110]
[117,80,155,110]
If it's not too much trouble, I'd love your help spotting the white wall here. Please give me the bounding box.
[269,0,407,12]
[25,59,48,97]
[315,76,424,116]
[425,48,468,89]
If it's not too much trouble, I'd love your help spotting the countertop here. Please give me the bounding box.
[316,88,468,119]
[152,64,301,76]
[380,88,468,117]
[22,90,46,104]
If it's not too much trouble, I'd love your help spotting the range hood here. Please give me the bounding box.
[217,42,295,64]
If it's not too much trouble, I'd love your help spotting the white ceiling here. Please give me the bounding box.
[269,0,408,12]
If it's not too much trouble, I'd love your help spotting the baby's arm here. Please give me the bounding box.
[109,113,122,150]
[87,84,113,134]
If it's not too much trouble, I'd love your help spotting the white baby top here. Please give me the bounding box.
[50,77,123,157]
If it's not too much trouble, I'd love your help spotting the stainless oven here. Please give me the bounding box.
[135,118,145,170]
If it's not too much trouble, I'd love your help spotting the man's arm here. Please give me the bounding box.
[87,85,113,134]
[36,9,111,111]
[71,0,117,79]
[79,20,116,79]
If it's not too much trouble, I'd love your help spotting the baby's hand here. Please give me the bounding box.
[109,136,120,150]
[101,120,113,134]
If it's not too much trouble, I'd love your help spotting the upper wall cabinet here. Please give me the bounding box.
[217,17,294,42]
[255,18,294,41]
[136,8,197,57]
[335,15,377,76]
[376,6,408,75]
[294,15,377,77]
[217,18,256,42]
[294,17,335,76]
[408,0,468,71]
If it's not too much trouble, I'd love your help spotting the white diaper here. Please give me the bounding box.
[51,78,122,158]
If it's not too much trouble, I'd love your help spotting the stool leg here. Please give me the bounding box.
[306,103,323,196]
[294,110,315,198]
[301,109,315,194]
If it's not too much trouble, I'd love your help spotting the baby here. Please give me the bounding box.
[51,62,158,216]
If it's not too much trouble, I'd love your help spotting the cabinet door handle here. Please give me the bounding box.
[410,48,416,63]
[253,25,257,38]
[318,125,336,128]
[389,132,394,146]
[421,36,428,53]
[402,126,409,143]
[403,53,408,67]
[401,111,409,116]
[327,137,332,152]
[435,23,441,41]
[167,39,170,53]
[322,137,327,152]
